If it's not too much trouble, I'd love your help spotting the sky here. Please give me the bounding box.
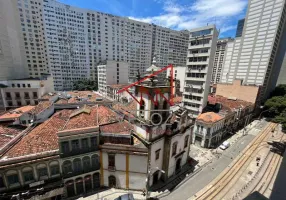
[59,0,249,38]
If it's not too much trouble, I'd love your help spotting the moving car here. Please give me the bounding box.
[219,141,230,150]
[114,193,135,200]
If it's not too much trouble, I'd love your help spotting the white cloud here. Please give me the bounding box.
[128,0,248,37]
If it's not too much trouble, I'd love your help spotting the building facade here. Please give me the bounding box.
[183,25,218,118]
[11,0,190,91]
[211,38,234,84]
[0,75,54,109]
[221,0,286,103]
[98,61,129,96]
[0,0,28,80]
[235,19,245,38]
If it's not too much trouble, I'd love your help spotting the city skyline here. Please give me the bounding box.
[59,0,248,38]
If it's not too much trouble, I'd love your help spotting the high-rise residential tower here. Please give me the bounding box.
[235,19,245,38]
[183,25,218,118]
[0,0,28,80]
[221,0,286,103]
[13,0,190,91]
[211,38,234,84]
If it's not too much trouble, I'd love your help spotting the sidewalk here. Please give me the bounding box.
[78,188,160,200]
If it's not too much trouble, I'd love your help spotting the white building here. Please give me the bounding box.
[211,38,234,84]
[0,74,54,108]
[0,0,28,80]
[221,0,286,102]
[183,25,218,118]
[98,61,129,96]
[12,0,191,91]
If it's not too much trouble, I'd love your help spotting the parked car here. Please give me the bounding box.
[114,193,135,200]
[219,141,230,150]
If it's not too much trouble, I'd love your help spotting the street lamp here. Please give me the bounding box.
[145,167,165,199]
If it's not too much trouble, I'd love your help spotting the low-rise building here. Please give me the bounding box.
[106,84,131,103]
[98,61,129,96]
[0,75,54,109]
[193,95,254,148]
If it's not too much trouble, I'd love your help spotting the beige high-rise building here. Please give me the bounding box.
[0,0,28,80]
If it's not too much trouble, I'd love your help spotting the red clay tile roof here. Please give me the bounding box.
[215,95,253,111]
[3,110,73,159]
[63,105,118,130]
[108,84,129,89]
[100,121,133,135]
[173,96,182,104]
[197,112,223,123]
[0,106,35,121]
[56,91,104,104]
[0,125,26,150]
[30,101,52,115]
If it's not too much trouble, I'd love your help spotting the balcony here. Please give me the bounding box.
[60,146,99,158]
[62,165,100,179]
[185,76,206,81]
[185,105,200,112]
[184,98,202,104]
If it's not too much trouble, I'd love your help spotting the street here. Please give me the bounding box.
[160,120,268,200]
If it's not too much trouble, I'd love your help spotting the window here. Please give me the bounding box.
[155,149,160,160]
[108,154,115,167]
[73,159,82,172]
[81,138,88,149]
[90,137,97,147]
[12,84,15,88]
[0,177,5,188]
[5,92,11,98]
[38,168,48,177]
[26,100,30,105]
[8,102,13,107]
[71,140,79,151]
[28,84,31,87]
[62,161,72,175]
[50,165,60,176]
[24,92,29,98]
[7,174,19,185]
[33,92,38,98]
[22,84,26,88]
[172,142,177,156]
[23,171,34,182]
[83,156,91,169]
[17,101,21,106]
[184,135,189,148]
[61,141,69,153]
[15,92,20,98]
[17,84,20,87]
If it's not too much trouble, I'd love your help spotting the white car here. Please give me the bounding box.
[219,141,230,150]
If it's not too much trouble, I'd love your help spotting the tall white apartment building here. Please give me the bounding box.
[183,25,218,118]
[211,38,234,84]
[221,0,286,102]
[98,61,129,96]
[0,0,28,80]
[13,0,190,91]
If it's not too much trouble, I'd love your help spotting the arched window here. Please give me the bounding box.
[62,160,72,175]
[65,180,75,197]
[84,175,92,192]
[108,175,116,188]
[75,177,84,195]
[91,154,99,170]
[22,166,34,183]
[172,142,178,156]
[83,156,91,172]
[93,173,100,189]
[73,158,82,173]
[184,135,189,148]
[6,170,19,186]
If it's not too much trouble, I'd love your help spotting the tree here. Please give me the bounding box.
[72,79,98,91]
[264,85,286,131]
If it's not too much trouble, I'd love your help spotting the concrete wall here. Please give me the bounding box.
[216,80,259,103]
[102,151,147,190]
[35,104,54,123]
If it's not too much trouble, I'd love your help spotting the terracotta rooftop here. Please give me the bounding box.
[112,100,137,119]
[100,121,133,135]
[40,92,57,100]
[215,95,253,111]
[63,105,119,130]
[197,112,223,123]
[55,91,105,104]
[2,110,73,159]
[0,106,35,121]
[107,84,129,89]
[0,124,26,150]
[31,101,52,115]
[173,96,182,104]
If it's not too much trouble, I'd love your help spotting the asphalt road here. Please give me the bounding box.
[161,121,268,200]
